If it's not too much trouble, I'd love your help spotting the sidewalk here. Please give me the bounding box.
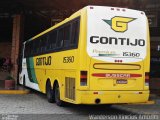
[0,71,29,94]
[115,94,160,115]
[150,93,160,105]
[0,85,30,94]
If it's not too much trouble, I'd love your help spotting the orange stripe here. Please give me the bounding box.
[80,75,87,79]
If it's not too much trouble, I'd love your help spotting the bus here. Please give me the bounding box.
[19,6,150,106]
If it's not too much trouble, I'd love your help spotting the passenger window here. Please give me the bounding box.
[24,17,80,57]
[34,39,39,55]
[40,36,47,53]
[70,19,79,48]
[48,30,57,50]
[36,38,41,55]
[24,43,29,57]
[57,24,71,48]
[31,41,35,56]
[26,42,32,57]
[63,24,71,47]
[57,28,64,48]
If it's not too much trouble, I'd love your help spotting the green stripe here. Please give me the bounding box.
[102,19,112,26]
[99,54,119,57]
[26,57,38,84]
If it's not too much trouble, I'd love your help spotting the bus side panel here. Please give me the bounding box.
[33,49,79,97]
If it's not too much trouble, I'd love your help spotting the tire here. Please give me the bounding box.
[46,81,55,103]
[54,83,65,106]
[23,76,26,86]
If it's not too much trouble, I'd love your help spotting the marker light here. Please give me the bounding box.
[90,6,94,9]
[80,71,87,86]
[145,72,150,86]
[111,8,114,10]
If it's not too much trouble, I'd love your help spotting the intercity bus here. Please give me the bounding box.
[19,6,150,106]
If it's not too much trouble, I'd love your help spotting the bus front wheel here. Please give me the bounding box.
[54,83,65,106]
[23,76,25,87]
[46,81,55,103]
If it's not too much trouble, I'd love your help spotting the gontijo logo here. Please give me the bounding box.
[103,16,136,32]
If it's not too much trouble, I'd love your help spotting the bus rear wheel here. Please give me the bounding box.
[46,81,55,103]
[54,83,65,106]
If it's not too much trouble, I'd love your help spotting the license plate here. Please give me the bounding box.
[116,79,128,84]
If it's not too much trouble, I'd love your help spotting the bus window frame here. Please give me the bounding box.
[23,16,80,58]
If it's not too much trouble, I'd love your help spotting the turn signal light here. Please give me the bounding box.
[145,72,150,86]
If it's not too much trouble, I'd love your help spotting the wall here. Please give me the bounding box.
[0,42,11,58]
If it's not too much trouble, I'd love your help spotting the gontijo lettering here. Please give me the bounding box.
[36,56,52,66]
[90,36,145,46]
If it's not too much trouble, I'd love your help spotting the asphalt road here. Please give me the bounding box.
[0,90,159,120]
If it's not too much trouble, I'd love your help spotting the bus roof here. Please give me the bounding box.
[25,5,145,43]
[25,6,85,42]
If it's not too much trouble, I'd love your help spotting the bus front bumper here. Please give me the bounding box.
[76,90,149,104]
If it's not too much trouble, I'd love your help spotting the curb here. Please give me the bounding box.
[134,100,155,105]
[123,100,155,105]
[0,90,30,94]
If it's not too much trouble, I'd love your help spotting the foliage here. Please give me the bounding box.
[5,75,14,80]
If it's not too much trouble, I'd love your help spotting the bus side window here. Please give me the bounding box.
[63,24,71,48]
[57,24,71,49]
[32,40,36,55]
[40,35,47,53]
[38,39,42,54]
[26,42,32,57]
[48,30,57,50]
[70,19,80,48]
[36,38,41,55]
[32,40,38,56]
[31,41,34,56]
[46,35,50,51]
[34,39,39,55]
[57,28,64,48]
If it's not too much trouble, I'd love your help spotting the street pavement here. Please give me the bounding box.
[0,90,160,120]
